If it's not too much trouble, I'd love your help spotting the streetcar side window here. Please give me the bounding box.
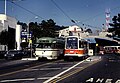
[79,41,84,48]
[118,47,120,49]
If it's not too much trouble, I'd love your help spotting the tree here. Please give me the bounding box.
[17,21,27,30]
[109,13,120,37]
[39,19,57,37]
[22,19,68,44]
[29,22,41,43]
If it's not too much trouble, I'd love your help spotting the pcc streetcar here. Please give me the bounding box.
[35,37,65,60]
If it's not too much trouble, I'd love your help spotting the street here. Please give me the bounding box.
[1,54,120,83]
[0,0,120,83]
[0,56,100,83]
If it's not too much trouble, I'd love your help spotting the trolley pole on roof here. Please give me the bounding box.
[30,39,32,58]
[28,32,32,58]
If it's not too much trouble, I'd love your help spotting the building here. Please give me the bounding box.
[0,14,17,31]
[0,14,21,50]
[59,25,90,38]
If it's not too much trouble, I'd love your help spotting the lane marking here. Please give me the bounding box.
[54,67,85,83]
[23,67,83,71]
[23,68,62,71]
[37,77,53,80]
[46,62,78,65]
[53,61,99,83]
[43,60,85,83]
[0,60,63,77]
[0,78,35,82]
[0,77,58,83]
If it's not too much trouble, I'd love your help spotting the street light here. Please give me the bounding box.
[4,0,24,15]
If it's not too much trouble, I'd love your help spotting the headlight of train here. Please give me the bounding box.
[4,54,7,56]
[65,52,69,54]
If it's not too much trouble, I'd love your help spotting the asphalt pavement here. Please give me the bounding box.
[0,55,101,83]
[59,54,120,83]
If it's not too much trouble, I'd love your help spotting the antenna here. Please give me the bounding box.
[105,8,111,31]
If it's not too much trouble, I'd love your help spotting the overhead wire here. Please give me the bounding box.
[80,5,120,27]
[50,0,101,29]
[51,0,120,29]
[8,0,45,20]
[74,5,120,30]
[50,0,77,25]
[6,0,120,29]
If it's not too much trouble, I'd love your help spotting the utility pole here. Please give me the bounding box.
[5,0,7,15]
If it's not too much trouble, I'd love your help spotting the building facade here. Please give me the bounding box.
[59,25,90,38]
[0,14,21,50]
[0,14,17,31]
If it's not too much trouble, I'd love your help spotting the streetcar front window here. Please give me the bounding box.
[37,43,52,49]
[118,47,120,49]
[66,37,78,49]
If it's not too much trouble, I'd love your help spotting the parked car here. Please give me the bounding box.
[0,51,7,59]
[4,50,24,60]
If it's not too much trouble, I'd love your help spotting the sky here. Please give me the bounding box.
[0,0,120,30]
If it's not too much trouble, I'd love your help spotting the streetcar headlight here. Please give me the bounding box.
[4,54,7,56]
[33,53,36,56]
[66,52,69,54]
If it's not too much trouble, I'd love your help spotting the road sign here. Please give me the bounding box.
[21,31,27,38]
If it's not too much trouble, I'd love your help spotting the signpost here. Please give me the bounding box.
[28,32,32,58]
[21,30,33,58]
[29,39,32,58]
[21,30,27,42]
